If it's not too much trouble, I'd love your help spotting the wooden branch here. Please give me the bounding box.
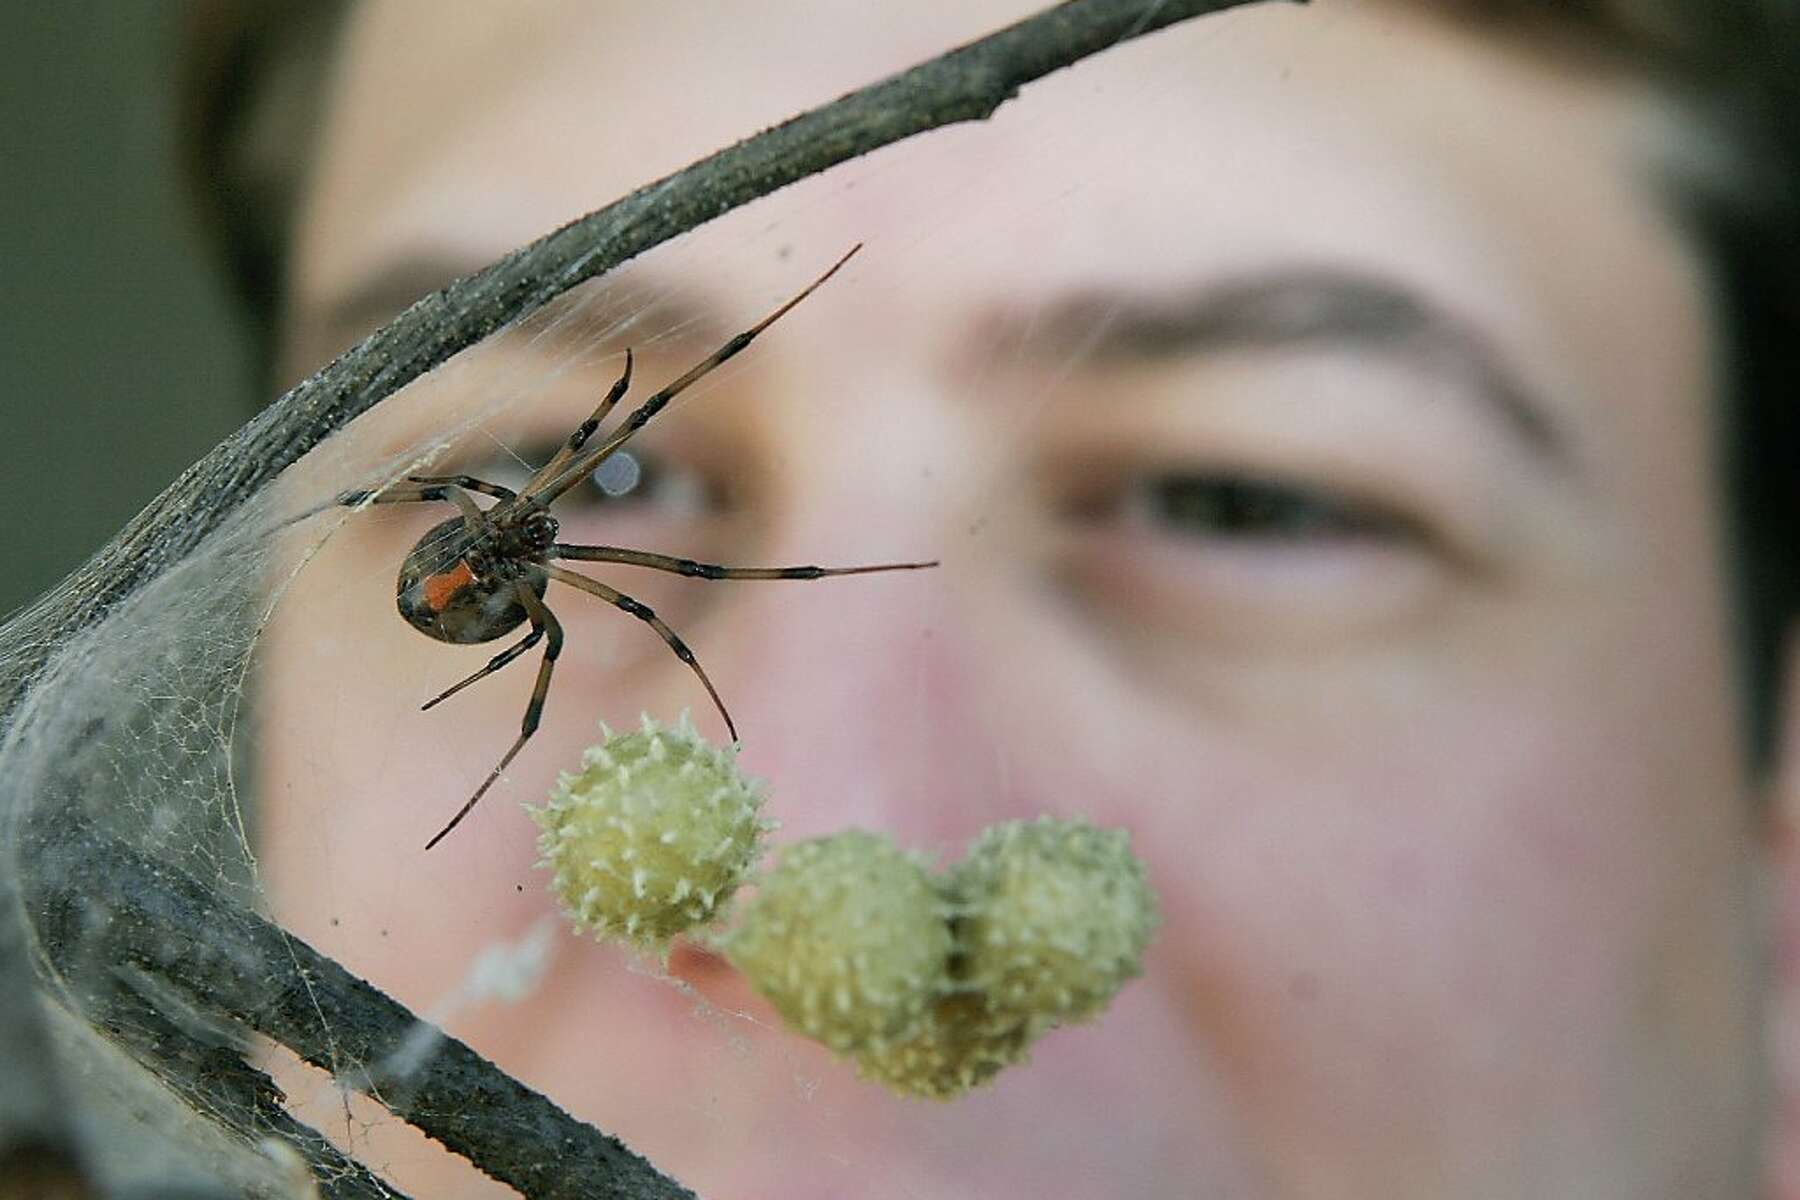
[26,814,691,1200]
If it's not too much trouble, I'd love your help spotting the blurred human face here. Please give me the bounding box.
[261,1,1765,1196]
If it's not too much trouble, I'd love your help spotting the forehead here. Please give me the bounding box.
[293,0,1709,442]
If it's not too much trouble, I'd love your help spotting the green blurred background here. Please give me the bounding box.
[1,3,252,620]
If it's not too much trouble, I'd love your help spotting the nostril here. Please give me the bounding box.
[665,936,780,1024]
[667,937,731,983]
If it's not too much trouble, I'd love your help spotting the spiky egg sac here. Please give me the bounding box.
[851,989,1035,1101]
[722,830,953,1055]
[951,816,1160,1029]
[530,715,771,954]
[863,818,1159,1100]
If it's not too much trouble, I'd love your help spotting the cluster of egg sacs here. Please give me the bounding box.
[723,819,1159,1099]
[531,718,1158,1100]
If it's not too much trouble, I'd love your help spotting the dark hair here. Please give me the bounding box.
[179,0,1800,760]
[1459,0,1800,762]
[1702,177,1800,763]
[1414,5,1800,761]
[178,0,347,366]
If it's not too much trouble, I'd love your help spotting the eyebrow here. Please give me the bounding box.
[306,258,1566,470]
[1005,270,1567,467]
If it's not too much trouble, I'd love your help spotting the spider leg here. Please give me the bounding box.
[419,622,545,712]
[284,475,507,532]
[518,349,633,499]
[534,244,862,505]
[551,543,937,581]
[403,474,518,502]
[425,585,563,850]
[543,563,738,742]
[336,481,490,526]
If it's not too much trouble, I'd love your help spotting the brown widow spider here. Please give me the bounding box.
[337,245,935,848]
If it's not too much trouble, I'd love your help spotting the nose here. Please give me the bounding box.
[698,543,998,857]
[640,344,1015,857]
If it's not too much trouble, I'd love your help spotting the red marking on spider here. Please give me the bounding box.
[422,560,477,613]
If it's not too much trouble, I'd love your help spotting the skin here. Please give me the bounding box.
[257,1,1794,1195]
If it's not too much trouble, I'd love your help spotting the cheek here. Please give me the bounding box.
[969,544,1751,1172]
[256,518,550,996]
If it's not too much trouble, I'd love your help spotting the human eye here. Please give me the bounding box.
[1049,452,1458,652]
[550,447,712,518]
[466,440,716,532]
[1024,337,1544,656]
[1094,470,1414,544]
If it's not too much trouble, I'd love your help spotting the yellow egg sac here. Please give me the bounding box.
[530,715,772,955]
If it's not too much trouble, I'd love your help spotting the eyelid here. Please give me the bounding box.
[1030,353,1536,571]
[1045,466,1473,653]
[1051,467,1447,593]
[1109,471,1426,544]
[1053,443,1441,527]
[1056,519,1454,653]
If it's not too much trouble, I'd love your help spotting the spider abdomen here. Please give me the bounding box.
[396,515,549,644]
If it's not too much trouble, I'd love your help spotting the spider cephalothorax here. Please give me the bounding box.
[340,246,936,849]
